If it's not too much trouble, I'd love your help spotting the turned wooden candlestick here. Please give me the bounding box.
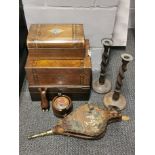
[93,39,113,94]
[103,53,133,110]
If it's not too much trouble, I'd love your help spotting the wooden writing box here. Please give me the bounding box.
[25,55,91,86]
[25,40,91,86]
[26,55,92,101]
[27,24,86,60]
[25,40,92,101]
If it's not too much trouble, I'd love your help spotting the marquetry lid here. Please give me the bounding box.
[27,24,85,49]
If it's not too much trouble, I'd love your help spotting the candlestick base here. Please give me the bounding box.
[103,92,126,110]
[92,79,111,94]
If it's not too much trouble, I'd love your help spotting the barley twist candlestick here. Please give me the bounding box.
[103,53,133,110]
[93,39,113,94]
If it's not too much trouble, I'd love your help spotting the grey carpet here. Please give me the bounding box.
[19,29,135,155]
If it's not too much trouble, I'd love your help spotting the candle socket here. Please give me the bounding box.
[93,39,113,94]
[103,53,133,110]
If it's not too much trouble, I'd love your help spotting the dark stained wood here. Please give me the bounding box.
[26,68,91,86]
[29,86,91,101]
[29,86,91,93]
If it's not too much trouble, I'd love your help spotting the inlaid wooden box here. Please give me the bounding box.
[27,24,86,59]
[25,40,92,101]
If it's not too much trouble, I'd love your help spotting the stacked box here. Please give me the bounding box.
[25,24,92,103]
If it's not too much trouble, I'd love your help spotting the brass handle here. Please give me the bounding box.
[39,88,49,111]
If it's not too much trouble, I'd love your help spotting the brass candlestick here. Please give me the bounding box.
[103,53,133,110]
[93,39,113,94]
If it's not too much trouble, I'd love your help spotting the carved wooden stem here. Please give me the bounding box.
[112,54,133,100]
[39,88,49,110]
[99,39,112,84]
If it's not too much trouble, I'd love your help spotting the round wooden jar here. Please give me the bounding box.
[51,95,73,118]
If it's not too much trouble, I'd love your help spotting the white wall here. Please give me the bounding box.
[22,0,133,70]
[23,0,119,48]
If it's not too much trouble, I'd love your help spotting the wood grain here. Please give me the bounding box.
[27,24,86,59]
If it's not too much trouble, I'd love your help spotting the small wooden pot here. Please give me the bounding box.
[51,95,73,118]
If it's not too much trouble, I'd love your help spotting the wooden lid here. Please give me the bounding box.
[27,24,85,49]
